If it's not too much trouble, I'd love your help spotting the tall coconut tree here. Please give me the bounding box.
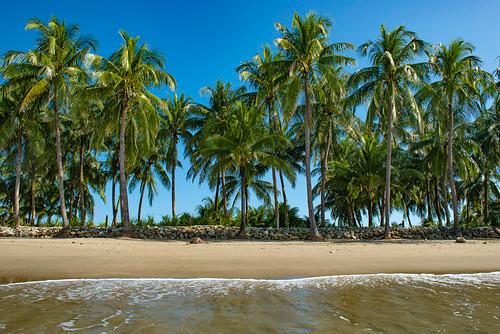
[189,81,245,215]
[0,85,32,229]
[130,147,170,224]
[418,40,488,236]
[87,31,175,229]
[312,66,348,226]
[2,17,96,228]
[274,12,354,238]
[347,25,428,238]
[238,46,286,228]
[163,93,193,219]
[199,101,291,234]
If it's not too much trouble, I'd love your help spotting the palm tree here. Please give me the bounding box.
[347,25,427,238]
[88,31,175,229]
[420,40,487,236]
[189,81,245,215]
[163,93,193,219]
[0,86,31,229]
[238,46,287,228]
[199,101,290,234]
[312,66,348,226]
[130,150,169,224]
[2,17,96,228]
[275,12,354,238]
[474,106,499,224]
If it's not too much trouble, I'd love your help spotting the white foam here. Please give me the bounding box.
[2,271,500,288]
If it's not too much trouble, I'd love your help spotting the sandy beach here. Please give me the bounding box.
[0,238,499,283]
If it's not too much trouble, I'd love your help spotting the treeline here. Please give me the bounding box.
[0,13,498,238]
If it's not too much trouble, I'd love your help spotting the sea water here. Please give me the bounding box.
[0,272,499,333]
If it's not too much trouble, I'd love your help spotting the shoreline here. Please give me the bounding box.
[1,238,500,283]
[4,271,500,287]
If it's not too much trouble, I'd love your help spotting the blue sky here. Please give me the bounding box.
[1,0,499,224]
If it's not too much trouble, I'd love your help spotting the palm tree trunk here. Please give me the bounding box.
[442,176,451,227]
[271,167,280,228]
[113,195,120,228]
[303,76,320,238]
[53,94,69,229]
[79,143,86,227]
[221,169,227,215]
[483,162,489,224]
[320,121,332,227]
[137,178,146,224]
[214,173,220,211]
[368,198,373,227]
[426,181,432,222]
[245,185,249,224]
[14,126,22,230]
[347,201,354,227]
[119,98,131,230]
[319,148,326,227]
[447,102,461,237]
[171,145,177,219]
[267,105,280,229]
[466,190,470,223]
[384,97,395,238]
[30,179,36,226]
[406,204,413,228]
[434,178,442,226]
[68,189,74,223]
[279,171,289,228]
[379,198,384,227]
[112,171,117,227]
[239,165,247,235]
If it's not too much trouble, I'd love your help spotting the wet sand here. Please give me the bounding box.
[0,238,499,283]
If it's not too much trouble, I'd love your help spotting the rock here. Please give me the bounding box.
[309,234,325,241]
[456,236,467,243]
[189,237,206,244]
[117,230,140,238]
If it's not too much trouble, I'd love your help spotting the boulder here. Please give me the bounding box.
[189,237,206,244]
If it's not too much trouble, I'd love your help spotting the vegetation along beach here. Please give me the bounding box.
[0,0,499,332]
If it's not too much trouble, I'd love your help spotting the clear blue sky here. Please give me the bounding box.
[1,0,499,224]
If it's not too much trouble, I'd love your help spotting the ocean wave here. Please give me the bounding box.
[2,271,500,291]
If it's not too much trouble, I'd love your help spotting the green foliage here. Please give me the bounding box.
[0,13,497,234]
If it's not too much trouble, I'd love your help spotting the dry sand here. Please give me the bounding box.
[0,238,499,283]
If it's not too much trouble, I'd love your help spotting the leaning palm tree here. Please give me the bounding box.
[198,101,290,234]
[87,31,175,229]
[2,17,96,228]
[162,93,193,219]
[274,12,355,238]
[418,40,488,236]
[347,25,428,238]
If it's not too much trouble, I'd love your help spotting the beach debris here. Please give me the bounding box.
[189,237,206,244]
[455,237,466,243]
